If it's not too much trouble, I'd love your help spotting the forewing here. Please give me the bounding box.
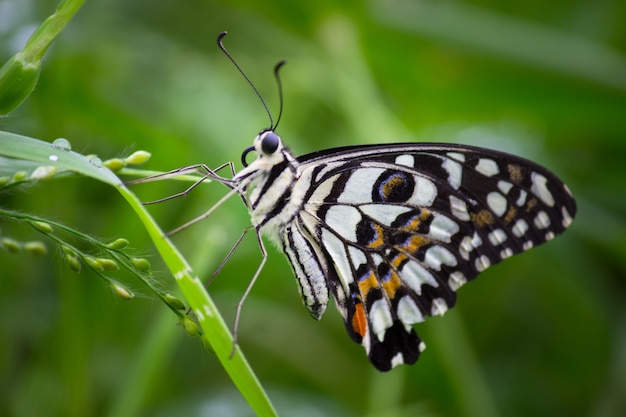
[295,143,576,371]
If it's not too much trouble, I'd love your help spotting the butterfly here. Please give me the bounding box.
[200,128,576,372]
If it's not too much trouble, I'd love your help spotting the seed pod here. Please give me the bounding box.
[103,158,125,172]
[1,238,21,253]
[164,293,185,311]
[97,258,119,271]
[131,257,151,271]
[30,166,58,180]
[64,253,81,272]
[124,150,151,165]
[110,282,134,300]
[181,316,201,337]
[29,220,53,234]
[24,241,47,255]
[105,238,129,250]
[85,256,104,271]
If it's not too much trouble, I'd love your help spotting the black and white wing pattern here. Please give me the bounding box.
[233,130,576,372]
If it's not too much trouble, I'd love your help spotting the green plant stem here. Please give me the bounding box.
[0,132,278,417]
[23,0,86,62]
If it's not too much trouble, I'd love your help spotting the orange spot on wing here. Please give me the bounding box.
[525,197,538,212]
[471,209,495,227]
[400,209,431,232]
[358,272,378,294]
[366,223,386,249]
[508,164,523,183]
[382,270,402,299]
[404,235,429,253]
[504,206,517,223]
[382,176,404,199]
[352,302,368,338]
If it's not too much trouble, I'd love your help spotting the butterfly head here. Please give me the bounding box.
[241,129,287,169]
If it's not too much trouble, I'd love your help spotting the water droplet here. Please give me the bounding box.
[89,156,102,167]
[52,138,72,151]
[49,154,59,162]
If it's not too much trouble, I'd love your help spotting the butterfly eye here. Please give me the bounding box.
[261,131,280,155]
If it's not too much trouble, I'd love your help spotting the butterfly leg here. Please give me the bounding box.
[129,162,239,205]
[206,226,254,287]
[230,227,267,358]
[167,186,243,236]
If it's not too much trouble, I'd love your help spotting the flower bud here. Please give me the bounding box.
[131,257,151,271]
[181,316,201,337]
[103,158,125,172]
[64,253,81,272]
[30,166,58,180]
[0,52,41,115]
[105,238,129,250]
[164,293,185,310]
[85,256,103,271]
[111,282,134,300]
[12,171,27,181]
[1,238,21,253]
[29,220,53,234]
[24,241,47,255]
[124,150,151,166]
[97,257,119,271]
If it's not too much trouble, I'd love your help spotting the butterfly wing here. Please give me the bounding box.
[289,143,576,371]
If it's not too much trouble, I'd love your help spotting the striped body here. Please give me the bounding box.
[233,130,576,371]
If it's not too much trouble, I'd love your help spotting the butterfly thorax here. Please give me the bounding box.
[234,131,303,242]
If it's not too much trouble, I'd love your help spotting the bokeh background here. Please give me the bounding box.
[1,0,625,416]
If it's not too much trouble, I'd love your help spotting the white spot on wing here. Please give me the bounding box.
[459,232,483,260]
[321,229,354,289]
[428,214,460,243]
[397,296,424,324]
[360,204,412,226]
[498,180,513,194]
[395,154,415,167]
[369,299,394,342]
[401,259,438,294]
[424,246,457,271]
[337,168,385,204]
[448,271,467,291]
[487,192,507,216]
[562,207,573,228]
[407,177,438,207]
[475,158,499,176]
[442,157,462,190]
[516,189,528,207]
[348,246,367,269]
[390,353,405,368]
[500,247,514,259]
[488,229,507,246]
[475,255,491,272]
[446,152,465,162]
[431,298,448,316]
[534,211,551,229]
[307,175,337,203]
[325,205,361,242]
[450,195,470,221]
[512,219,529,237]
[531,172,555,207]
[523,241,534,250]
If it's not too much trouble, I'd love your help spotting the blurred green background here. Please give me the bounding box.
[1,0,625,416]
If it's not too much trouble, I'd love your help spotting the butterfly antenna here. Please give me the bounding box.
[217,31,274,128]
[272,60,286,130]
